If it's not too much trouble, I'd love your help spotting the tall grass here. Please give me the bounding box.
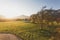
[0,21,58,40]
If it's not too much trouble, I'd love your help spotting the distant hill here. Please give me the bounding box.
[15,15,30,19]
[0,15,6,21]
[0,15,5,19]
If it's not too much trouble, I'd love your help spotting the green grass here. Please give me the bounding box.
[0,21,50,40]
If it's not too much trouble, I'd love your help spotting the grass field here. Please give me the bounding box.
[0,21,51,40]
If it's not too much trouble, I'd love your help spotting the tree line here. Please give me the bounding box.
[30,7,60,25]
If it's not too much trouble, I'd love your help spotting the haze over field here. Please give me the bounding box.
[0,0,41,18]
[0,0,60,18]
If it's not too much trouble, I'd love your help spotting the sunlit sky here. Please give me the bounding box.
[0,0,60,18]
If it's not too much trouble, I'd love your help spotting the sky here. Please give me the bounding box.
[0,0,60,18]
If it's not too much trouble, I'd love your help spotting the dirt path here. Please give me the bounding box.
[0,34,22,40]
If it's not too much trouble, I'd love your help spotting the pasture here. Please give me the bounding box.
[0,21,58,40]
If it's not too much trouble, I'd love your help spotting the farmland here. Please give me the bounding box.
[0,21,60,40]
[0,21,42,40]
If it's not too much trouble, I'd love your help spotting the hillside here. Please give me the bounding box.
[15,15,30,19]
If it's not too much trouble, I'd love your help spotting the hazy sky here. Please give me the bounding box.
[0,0,60,18]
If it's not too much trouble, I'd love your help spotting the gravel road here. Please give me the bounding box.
[0,34,22,40]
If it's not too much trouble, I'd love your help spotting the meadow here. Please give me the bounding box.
[0,21,52,40]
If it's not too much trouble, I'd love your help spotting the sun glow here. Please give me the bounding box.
[0,0,40,19]
[2,13,18,18]
[4,15,15,18]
